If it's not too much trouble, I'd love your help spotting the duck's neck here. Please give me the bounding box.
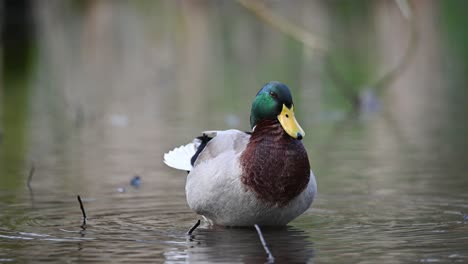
[240,119,310,207]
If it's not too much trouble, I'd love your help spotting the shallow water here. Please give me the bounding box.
[2,1,468,263]
[1,114,467,263]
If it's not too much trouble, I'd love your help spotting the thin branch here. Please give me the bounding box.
[395,0,411,20]
[239,0,417,111]
[371,0,418,94]
[77,195,87,229]
[324,0,417,111]
[254,224,274,263]
[27,163,36,205]
[237,0,327,53]
[187,219,201,236]
[27,163,35,191]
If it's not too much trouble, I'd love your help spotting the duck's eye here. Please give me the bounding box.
[269,91,278,98]
[286,114,289,118]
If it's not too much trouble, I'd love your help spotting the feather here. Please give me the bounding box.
[163,143,196,171]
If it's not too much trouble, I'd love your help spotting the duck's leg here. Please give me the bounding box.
[254,224,275,263]
[187,219,201,235]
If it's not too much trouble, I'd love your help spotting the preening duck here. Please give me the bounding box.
[164,81,317,226]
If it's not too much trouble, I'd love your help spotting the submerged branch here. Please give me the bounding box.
[27,163,36,205]
[27,163,35,191]
[77,195,87,229]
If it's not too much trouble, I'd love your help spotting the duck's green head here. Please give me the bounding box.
[250,81,305,140]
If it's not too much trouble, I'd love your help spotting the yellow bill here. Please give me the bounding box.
[277,104,305,140]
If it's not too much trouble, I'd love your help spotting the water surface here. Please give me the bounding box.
[1,1,468,263]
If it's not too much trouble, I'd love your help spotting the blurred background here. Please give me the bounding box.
[1,0,468,263]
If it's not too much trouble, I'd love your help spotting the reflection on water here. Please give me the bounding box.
[1,0,468,263]
[185,227,314,263]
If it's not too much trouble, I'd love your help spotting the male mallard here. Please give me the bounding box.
[164,81,317,226]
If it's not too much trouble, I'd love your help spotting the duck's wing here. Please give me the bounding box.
[163,130,250,171]
[192,130,250,167]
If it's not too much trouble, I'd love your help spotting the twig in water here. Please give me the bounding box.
[27,163,35,191]
[27,163,36,205]
[187,219,201,235]
[254,224,274,263]
[77,195,87,229]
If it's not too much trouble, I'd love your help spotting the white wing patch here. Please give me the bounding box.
[164,130,225,172]
[163,143,196,171]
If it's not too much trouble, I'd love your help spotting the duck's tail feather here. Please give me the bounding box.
[163,143,196,171]
[164,130,220,171]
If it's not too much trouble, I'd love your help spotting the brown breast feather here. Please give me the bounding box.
[240,120,310,207]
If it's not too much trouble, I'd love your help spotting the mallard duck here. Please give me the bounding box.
[164,81,317,226]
